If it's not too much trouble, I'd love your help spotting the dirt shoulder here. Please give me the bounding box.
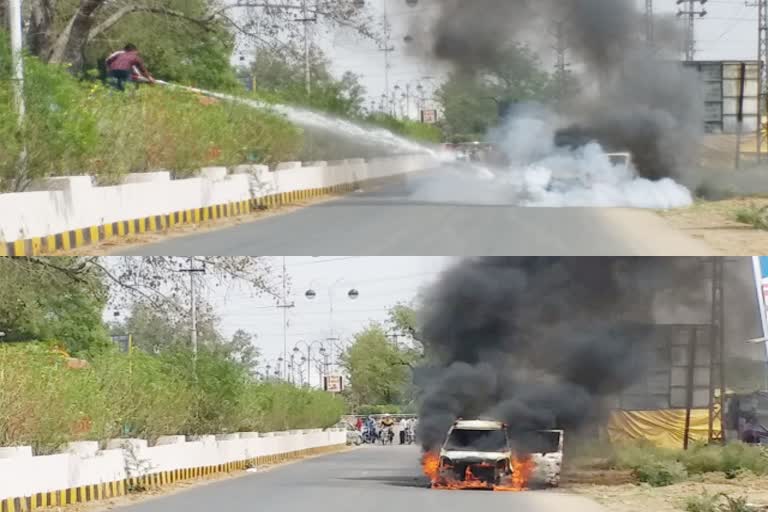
[568,472,768,512]
[658,198,768,255]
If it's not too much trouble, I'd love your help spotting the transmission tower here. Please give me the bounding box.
[707,257,726,444]
[646,0,654,45]
[758,0,768,161]
[676,0,707,62]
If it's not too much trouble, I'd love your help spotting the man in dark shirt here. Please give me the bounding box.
[105,44,155,91]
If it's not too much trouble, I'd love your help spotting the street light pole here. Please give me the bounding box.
[8,0,25,124]
[179,258,206,370]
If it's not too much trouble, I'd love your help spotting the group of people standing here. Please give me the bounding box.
[355,416,417,445]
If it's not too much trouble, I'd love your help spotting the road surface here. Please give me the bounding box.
[116,446,605,512]
[119,171,715,256]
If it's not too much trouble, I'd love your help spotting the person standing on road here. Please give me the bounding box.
[106,44,155,91]
[399,417,408,445]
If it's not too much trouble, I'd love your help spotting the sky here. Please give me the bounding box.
[319,0,760,111]
[206,256,455,372]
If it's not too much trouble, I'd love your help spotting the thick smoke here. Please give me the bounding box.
[417,0,701,181]
[416,258,710,453]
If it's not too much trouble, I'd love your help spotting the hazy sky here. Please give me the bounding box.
[319,0,759,107]
[208,257,455,368]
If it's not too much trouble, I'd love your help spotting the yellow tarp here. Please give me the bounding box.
[608,409,721,449]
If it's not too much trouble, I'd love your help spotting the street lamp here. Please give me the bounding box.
[294,340,330,387]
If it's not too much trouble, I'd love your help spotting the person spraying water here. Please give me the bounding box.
[105,44,155,91]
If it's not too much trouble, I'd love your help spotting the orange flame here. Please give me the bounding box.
[423,451,535,492]
[422,452,441,482]
[495,455,535,492]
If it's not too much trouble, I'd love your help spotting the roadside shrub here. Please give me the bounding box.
[686,492,755,512]
[735,204,768,230]
[633,460,688,487]
[355,404,404,416]
[0,343,345,452]
[685,491,721,512]
[0,36,302,191]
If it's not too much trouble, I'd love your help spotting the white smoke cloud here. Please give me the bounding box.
[408,107,694,209]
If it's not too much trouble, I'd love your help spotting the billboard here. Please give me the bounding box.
[685,61,759,134]
[324,376,344,393]
[421,109,438,124]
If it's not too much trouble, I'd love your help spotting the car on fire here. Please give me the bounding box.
[434,419,564,490]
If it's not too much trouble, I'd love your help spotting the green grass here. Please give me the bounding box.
[0,344,345,454]
[0,38,302,191]
[735,204,768,230]
[685,492,756,512]
[608,440,768,486]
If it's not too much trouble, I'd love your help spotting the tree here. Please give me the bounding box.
[436,43,555,142]
[0,257,110,355]
[340,323,420,408]
[22,0,373,74]
[246,48,366,117]
[223,329,260,374]
[1,256,277,355]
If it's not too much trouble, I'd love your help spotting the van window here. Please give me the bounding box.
[445,429,508,452]
[528,431,561,454]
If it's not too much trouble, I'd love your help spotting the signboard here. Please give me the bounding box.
[420,109,438,124]
[685,61,759,134]
[110,335,132,353]
[753,257,768,342]
[324,376,344,393]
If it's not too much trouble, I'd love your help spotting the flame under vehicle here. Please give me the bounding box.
[433,419,563,490]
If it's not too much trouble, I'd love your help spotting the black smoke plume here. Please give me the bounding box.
[416,0,700,180]
[415,257,709,453]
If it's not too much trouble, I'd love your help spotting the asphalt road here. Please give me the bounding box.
[117,446,605,512]
[120,171,713,256]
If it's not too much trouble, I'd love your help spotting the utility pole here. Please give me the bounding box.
[300,0,313,97]
[379,2,395,114]
[277,257,295,380]
[8,0,25,124]
[179,258,206,370]
[758,0,768,161]
[708,257,726,444]
[677,0,707,62]
[645,0,654,45]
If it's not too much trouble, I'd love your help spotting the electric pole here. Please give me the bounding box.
[8,0,24,124]
[276,257,295,380]
[676,0,707,62]
[295,0,318,97]
[645,0,655,45]
[179,258,206,369]
[379,2,395,114]
[758,0,768,161]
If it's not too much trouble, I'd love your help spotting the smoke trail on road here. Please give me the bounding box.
[415,258,708,453]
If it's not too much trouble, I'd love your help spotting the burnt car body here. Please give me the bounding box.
[435,420,564,489]
[437,420,513,487]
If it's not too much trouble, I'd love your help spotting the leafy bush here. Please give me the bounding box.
[686,491,722,512]
[364,113,443,143]
[355,405,405,416]
[735,205,768,230]
[686,492,755,512]
[0,344,345,453]
[633,460,688,487]
[0,36,302,191]
[611,440,768,485]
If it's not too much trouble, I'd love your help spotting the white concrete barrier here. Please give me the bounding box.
[0,154,436,248]
[0,428,347,506]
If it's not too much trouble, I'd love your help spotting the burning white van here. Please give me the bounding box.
[426,419,563,491]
